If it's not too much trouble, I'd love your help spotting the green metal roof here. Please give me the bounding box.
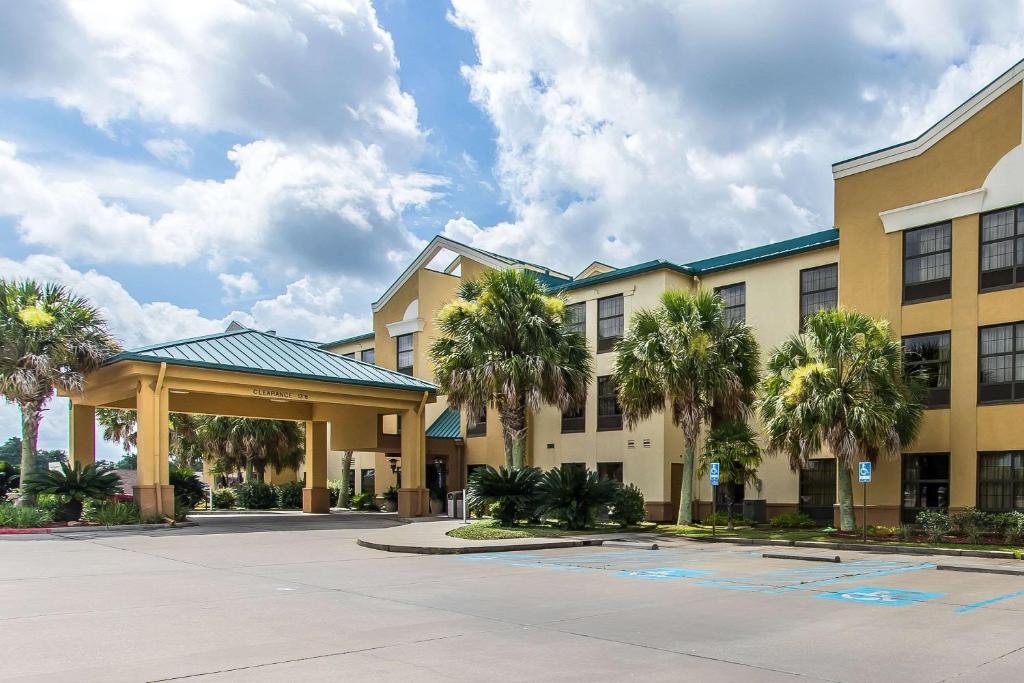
[319,331,374,349]
[425,408,460,439]
[682,229,839,274]
[108,328,436,394]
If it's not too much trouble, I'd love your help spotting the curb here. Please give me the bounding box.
[356,537,604,555]
[763,552,840,563]
[936,564,1024,576]
[669,534,1020,560]
[1,521,196,536]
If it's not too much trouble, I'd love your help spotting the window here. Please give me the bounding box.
[799,459,836,525]
[561,462,586,475]
[561,402,585,433]
[901,453,949,523]
[597,375,622,431]
[466,406,486,437]
[360,348,375,364]
[565,302,586,336]
[396,334,413,375]
[903,332,950,407]
[903,222,951,302]
[597,462,623,483]
[715,283,746,325]
[978,323,1024,403]
[360,468,375,496]
[597,294,624,352]
[341,352,356,359]
[980,205,1024,291]
[799,264,838,327]
[978,452,1024,512]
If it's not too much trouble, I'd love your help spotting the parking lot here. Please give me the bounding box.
[2,515,1023,682]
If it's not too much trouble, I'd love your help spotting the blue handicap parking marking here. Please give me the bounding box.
[955,590,1024,614]
[614,567,712,580]
[817,586,942,607]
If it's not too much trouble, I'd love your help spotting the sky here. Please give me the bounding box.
[1,0,1023,459]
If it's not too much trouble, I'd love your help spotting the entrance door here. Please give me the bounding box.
[799,459,836,525]
[669,463,684,522]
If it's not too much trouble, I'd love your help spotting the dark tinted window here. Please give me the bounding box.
[597,375,622,431]
[903,332,950,407]
[715,282,746,325]
[466,407,486,437]
[396,334,413,375]
[597,295,624,352]
[901,453,949,523]
[978,323,1024,403]
[978,452,1024,512]
[800,264,838,327]
[980,206,1024,291]
[360,348,375,364]
[565,302,586,336]
[903,222,951,302]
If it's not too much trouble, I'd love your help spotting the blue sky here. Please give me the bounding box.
[0,0,1022,457]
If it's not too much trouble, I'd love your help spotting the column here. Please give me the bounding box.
[398,407,427,517]
[134,379,174,518]
[302,421,330,513]
[69,403,96,468]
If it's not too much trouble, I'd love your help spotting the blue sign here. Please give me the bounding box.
[709,462,720,486]
[858,461,872,483]
[817,586,942,607]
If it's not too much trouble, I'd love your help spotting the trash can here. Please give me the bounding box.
[447,490,464,518]
[742,499,767,523]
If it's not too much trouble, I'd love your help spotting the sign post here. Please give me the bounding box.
[709,462,720,538]
[858,462,872,542]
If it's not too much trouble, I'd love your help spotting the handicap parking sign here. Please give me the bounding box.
[858,461,872,483]
[818,586,941,607]
[709,462,720,486]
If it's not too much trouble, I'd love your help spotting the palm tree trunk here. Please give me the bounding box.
[18,401,41,507]
[499,404,527,469]
[245,460,254,482]
[340,451,352,507]
[837,461,855,531]
[725,487,735,530]
[677,442,695,524]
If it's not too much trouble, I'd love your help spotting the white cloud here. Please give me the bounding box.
[143,138,193,168]
[218,271,260,300]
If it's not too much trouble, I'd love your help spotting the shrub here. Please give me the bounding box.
[21,461,122,521]
[950,507,990,544]
[993,511,1024,544]
[173,498,191,522]
[770,511,817,529]
[0,462,19,498]
[236,481,276,509]
[611,483,646,527]
[916,509,951,542]
[535,467,619,531]
[466,466,541,527]
[277,480,304,509]
[869,525,901,538]
[703,511,755,527]
[84,501,140,526]
[898,524,915,542]
[350,492,378,511]
[211,488,236,510]
[169,468,207,509]
[0,503,53,528]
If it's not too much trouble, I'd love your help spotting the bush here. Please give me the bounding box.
[350,492,378,511]
[211,488,236,510]
[611,483,646,527]
[173,499,191,522]
[770,511,817,529]
[277,480,304,509]
[993,511,1024,544]
[84,501,140,526]
[236,481,276,509]
[950,507,990,544]
[535,467,619,530]
[21,461,122,521]
[916,509,951,542]
[869,525,901,538]
[0,462,19,498]
[169,468,207,510]
[703,511,755,527]
[0,502,53,528]
[466,466,541,527]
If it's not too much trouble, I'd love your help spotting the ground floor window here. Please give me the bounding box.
[799,459,836,525]
[901,453,949,523]
[597,462,623,483]
[978,451,1024,512]
[561,462,586,476]
[714,482,744,519]
[360,468,375,496]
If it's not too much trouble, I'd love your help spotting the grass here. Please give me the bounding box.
[447,519,655,540]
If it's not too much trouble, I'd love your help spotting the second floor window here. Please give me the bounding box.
[597,294,624,353]
[715,282,746,325]
[903,221,952,303]
[466,407,486,437]
[341,352,356,359]
[903,332,950,408]
[565,302,586,336]
[978,323,1024,403]
[597,375,622,431]
[360,348,375,364]
[980,206,1024,291]
[561,402,585,433]
[396,334,413,375]
[800,263,838,327]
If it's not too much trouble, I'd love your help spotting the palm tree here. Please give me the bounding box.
[97,409,204,469]
[430,269,592,469]
[197,417,304,481]
[698,421,762,530]
[615,289,759,524]
[0,279,120,506]
[338,450,353,507]
[758,307,925,531]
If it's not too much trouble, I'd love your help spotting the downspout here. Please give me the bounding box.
[154,362,168,519]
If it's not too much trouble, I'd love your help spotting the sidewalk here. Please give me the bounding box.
[357,519,605,554]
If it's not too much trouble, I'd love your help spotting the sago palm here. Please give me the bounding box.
[698,420,762,530]
[757,307,924,531]
[614,289,759,524]
[21,460,122,521]
[430,269,592,469]
[0,279,120,505]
